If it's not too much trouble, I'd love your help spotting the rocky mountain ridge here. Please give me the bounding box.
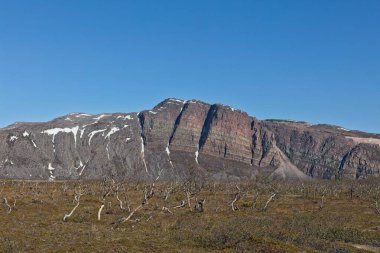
[1,98,379,181]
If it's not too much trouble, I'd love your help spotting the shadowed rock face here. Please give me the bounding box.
[0,98,379,181]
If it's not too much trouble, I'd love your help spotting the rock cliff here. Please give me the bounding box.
[1,98,379,181]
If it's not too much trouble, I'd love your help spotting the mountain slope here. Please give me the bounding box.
[1,98,379,181]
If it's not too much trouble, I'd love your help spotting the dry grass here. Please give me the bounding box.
[1,179,380,252]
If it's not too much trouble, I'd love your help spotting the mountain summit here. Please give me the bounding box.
[1,98,379,181]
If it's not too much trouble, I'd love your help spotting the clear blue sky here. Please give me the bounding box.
[1,0,379,133]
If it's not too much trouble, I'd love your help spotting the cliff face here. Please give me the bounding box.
[262,120,380,179]
[0,98,379,181]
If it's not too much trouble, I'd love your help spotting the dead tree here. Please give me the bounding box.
[162,206,173,214]
[119,183,156,223]
[263,193,276,211]
[98,189,111,221]
[252,191,260,210]
[319,188,327,210]
[164,184,175,201]
[63,188,84,222]
[195,199,205,212]
[115,184,128,211]
[231,185,241,211]
[3,197,12,214]
[174,200,186,209]
[186,190,192,211]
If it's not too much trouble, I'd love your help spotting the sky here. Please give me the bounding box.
[0,0,379,133]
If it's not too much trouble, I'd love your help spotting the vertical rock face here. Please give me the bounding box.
[198,105,253,163]
[0,98,379,181]
[262,120,380,179]
[339,143,380,179]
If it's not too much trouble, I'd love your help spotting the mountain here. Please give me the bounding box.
[1,98,379,181]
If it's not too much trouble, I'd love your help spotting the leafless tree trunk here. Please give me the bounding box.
[120,204,143,223]
[319,188,327,210]
[263,193,276,211]
[231,185,241,211]
[174,200,186,209]
[195,199,205,212]
[162,206,173,214]
[186,190,192,211]
[164,185,174,201]
[98,204,105,221]
[115,185,127,211]
[252,191,260,210]
[63,188,84,222]
[119,182,156,223]
[3,197,12,214]
[231,193,241,211]
[319,195,325,210]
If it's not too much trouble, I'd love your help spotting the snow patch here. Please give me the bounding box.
[48,163,55,171]
[93,114,108,121]
[80,128,86,138]
[105,127,120,139]
[117,115,133,120]
[104,127,120,160]
[74,113,91,117]
[22,131,30,137]
[4,158,14,165]
[9,136,18,142]
[140,137,148,173]
[126,138,131,142]
[149,110,157,114]
[41,126,79,147]
[48,163,56,181]
[88,129,107,145]
[106,142,111,160]
[31,139,37,148]
[165,143,174,169]
[79,159,90,176]
[168,98,185,103]
[195,145,199,164]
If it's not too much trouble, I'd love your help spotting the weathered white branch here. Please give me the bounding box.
[119,182,156,224]
[263,193,276,211]
[174,200,186,208]
[164,185,174,201]
[231,185,241,211]
[186,190,192,211]
[3,197,12,213]
[98,204,105,221]
[162,206,173,214]
[231,193,241,211]
[115,185,128,211]
[319,195,325,210]
[63,189,83,222]
[120,204,143,223]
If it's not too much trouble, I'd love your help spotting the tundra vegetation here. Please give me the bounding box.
[1,178,380,252]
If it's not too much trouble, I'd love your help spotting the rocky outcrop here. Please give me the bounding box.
[262,120,380,179]
[0,98,379,181]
